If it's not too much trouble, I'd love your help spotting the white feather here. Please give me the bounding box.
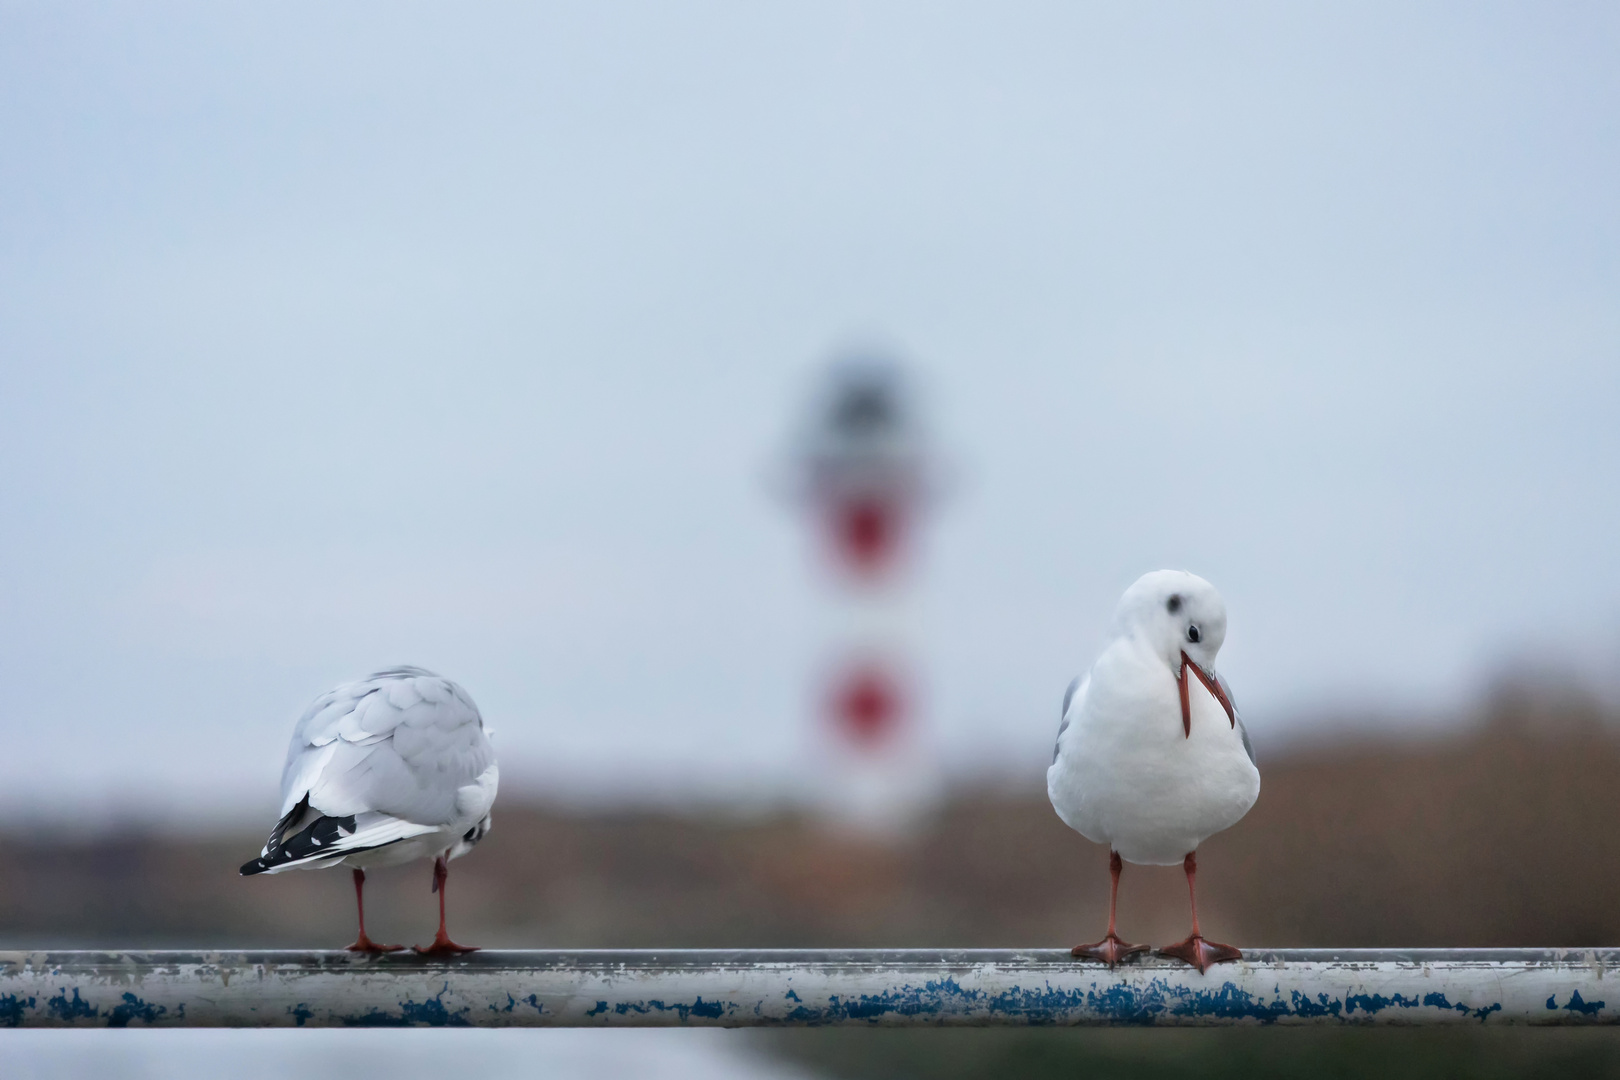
[263,666,499,872]
[1048,571,1260,866]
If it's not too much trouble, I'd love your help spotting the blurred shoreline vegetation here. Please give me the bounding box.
[2,683,1619,952]
[6,685,1620,1077]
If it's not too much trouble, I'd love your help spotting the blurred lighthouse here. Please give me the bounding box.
[787,351,944,834]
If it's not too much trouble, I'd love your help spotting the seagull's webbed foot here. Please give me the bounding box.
[345,932,405,954]
[1071,933,1150,967]
[413,930,479,957]
[1157,935,1242,973]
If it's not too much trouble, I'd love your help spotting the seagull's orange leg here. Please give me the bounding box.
[345,869,403,953]
[1157,852,1242,973]
[1072,851,1149,966]
[414,856,479,956]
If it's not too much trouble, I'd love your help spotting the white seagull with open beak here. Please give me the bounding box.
[1047,570,1259,972]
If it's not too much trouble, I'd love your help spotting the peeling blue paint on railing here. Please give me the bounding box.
[0,949,1616,1028]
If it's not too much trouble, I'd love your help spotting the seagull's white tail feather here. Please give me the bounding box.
[239,798,440,875]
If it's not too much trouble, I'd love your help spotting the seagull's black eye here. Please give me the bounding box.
[1186,624,1201,644]
[1166,595,1182,614]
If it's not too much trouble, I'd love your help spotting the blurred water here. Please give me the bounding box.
[0,1029,820,1080]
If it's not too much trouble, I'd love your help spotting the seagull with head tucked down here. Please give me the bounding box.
[1047,570,1259,972]
[240,667,499,955]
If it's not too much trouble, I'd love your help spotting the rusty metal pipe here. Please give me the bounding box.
[2,949,1617,1028]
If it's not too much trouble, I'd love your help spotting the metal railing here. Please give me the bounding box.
[2,949,1615,1028]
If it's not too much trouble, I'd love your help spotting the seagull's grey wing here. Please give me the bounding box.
[240,796,443,875]
[1053,674,1086,764]
[1215,670,1255,767]
[1061,675,1082,720]
[279,668,497,825]
[275,676,380,818]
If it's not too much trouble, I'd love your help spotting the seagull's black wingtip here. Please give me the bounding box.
[239,858,269,876]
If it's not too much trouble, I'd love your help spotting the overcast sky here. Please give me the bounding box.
[2,2,1618,820]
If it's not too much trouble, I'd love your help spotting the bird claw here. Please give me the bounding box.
[413,931,479,957]
[1157,935,1242,973]
[345,934,405,954]
[1072,933,1150,967]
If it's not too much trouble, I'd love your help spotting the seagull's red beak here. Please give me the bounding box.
[1178,651,1236,738]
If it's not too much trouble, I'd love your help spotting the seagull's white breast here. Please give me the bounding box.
[1047,636,1259,865]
